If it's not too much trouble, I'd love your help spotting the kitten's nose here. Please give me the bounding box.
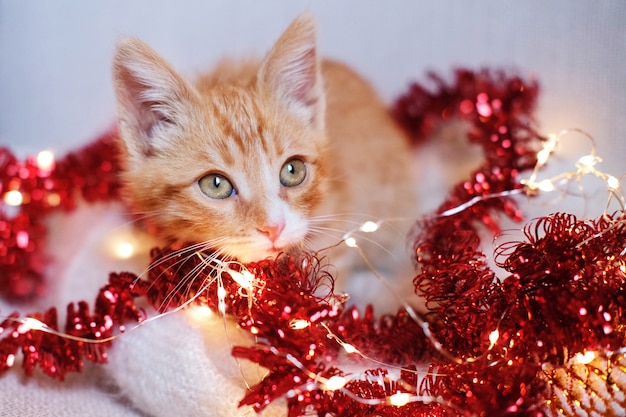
[257,222,285,243]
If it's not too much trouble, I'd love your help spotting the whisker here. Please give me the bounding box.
[158,248,228,312]
[139,240,228,305]
[158,256,207,310]
[139,239,227,280]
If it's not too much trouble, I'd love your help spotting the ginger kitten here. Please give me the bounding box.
[107,13,419,417]
[113,13,416,306]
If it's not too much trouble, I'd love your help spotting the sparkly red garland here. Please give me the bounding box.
[1,69,624,416]
[0,131,121,300]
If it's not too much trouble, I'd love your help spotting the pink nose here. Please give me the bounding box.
[257,222,285,243]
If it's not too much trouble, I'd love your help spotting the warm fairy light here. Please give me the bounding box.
[322,375,348,391]
[341,343,358,354]
[536,148,551,166]
[217,285,227,315]
[263,337,446,410]
[3,190,23,206]
[488,329,500,349]
[577,154,599,171]
[536,132,558,166]
[537,179,555,192]
[47,193,61,207]
[574,350,596,365]
[5,354,15,367]
[522,129,625,215]
[20,317,46,332]
[607,175,620,191]
[360,221,379,233]
[114,241,134,259]
[289,319,310,330]
[193,305,213,318]
[388,392,411,407]
[36,150,55,171]
[228,269,255,290]
[344,237,358,248]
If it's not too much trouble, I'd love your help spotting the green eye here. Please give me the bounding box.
[280,159,306,187]
[198,173,235,199]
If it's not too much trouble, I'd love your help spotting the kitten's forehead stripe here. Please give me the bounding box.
[252,100,270,155]
[211,96,247,154]
[210,89,273,157]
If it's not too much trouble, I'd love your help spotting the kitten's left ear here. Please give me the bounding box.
[258,13,325,130]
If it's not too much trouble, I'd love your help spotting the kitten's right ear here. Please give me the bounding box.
[113,38,197,157]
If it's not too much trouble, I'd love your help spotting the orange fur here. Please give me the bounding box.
[113,14,416,284]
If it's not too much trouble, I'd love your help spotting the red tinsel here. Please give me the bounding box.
[0,131,121,300]
[1,68,624,417]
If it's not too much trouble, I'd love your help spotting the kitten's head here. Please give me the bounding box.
[112,14,328,263]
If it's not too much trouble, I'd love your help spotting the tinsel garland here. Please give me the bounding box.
[0,131,121,300]
[0,68,624,416]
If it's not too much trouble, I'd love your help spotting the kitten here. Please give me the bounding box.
[109,13,417,416]
[113,13,415,289]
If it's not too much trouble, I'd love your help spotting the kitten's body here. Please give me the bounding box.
[110,14,417,416]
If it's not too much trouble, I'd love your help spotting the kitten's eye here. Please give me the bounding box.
[198,173,235,199]
[280,159,306,187]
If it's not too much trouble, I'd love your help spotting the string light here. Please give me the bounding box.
[332,223,470,366]
[2,248,227,350]
[488,329,500,349]
[192,305,213,318]
[260,336,449,410]
[359,221,379,233]
[18,317,47,332]
[3,190,23,206]
[573,350,595,365]
[227,269,255,291]
[341,343,358,354]
[1,116,623,415]
[537,179,555,192]
[289,319,310,330]
[321,375,348,391]
[607,175,620,191]
[114,241,135,259]
[35,150,55,172]
[299,128,626,414]
[522,129,625,213]
[388,392,411,407]
[47,192,61,207]
[217,282,227,315]
[341,217,407,249]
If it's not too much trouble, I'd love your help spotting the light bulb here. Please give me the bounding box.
[36,150,55,171]
[323,375,347,391]
[4,190,23,206]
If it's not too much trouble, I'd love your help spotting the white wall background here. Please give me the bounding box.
[1,1,624,210]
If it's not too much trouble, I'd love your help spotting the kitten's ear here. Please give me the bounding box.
[113,38,197,157]
[258,13,325,130]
